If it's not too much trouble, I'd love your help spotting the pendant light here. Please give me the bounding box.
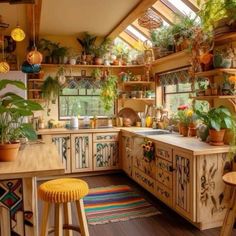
[11,6,25,42]
[0,32,10,73]
[26,4,42,65]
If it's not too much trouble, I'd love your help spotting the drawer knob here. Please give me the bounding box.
[169,166,176,172]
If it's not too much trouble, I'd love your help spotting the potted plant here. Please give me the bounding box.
[195,106,235,145]
[100,74,118,112]
[151,26,174,59]
[41,76,61,115]
[198,0,236,35]
[213,47,234,68]
[176,105,192,136]
[197,79,208,96]
[91,68,102,80]
[77,32,97,64]
[0,80,43,161]
[91,38,112,65]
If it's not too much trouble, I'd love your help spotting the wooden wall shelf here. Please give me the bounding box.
[41,64,145,68]
[214,32,236,45]
[122,81,155,85]
[194,68,236,78]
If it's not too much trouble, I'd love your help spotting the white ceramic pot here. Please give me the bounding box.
[69,58,76,65]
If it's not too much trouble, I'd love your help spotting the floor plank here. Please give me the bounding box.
[38,173,236,236]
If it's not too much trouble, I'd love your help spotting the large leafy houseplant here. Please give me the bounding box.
[0,80,43,161]
[195,106,235,145]
[77,32,97,55]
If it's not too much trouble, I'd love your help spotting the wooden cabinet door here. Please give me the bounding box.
[71,134,93,173]
[93,133,119,171]
[121,135,133,177]
[42,134,71,173]
[173,149,196,221]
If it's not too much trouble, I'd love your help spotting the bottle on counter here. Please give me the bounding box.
[38,116,45,129]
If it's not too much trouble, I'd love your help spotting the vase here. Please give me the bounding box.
[181,125,188,137]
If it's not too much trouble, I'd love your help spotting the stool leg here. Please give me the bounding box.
[63,202,73,236]
[54,203,63,236]
[220,189,236,236]
[40,202,51,236]
[76,199,89,236]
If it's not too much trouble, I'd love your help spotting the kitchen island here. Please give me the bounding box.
[0,143,64,236]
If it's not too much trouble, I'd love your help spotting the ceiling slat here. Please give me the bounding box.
[152,1,177,24]
[160,0,184,16]
[119,31,138,48]
[106,0,157,39]
[181,0,199,12]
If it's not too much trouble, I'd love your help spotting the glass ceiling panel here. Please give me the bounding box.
[165,0,196,16]
[126,25,148,42]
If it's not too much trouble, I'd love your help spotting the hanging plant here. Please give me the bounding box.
[41,75,61,115]
[100,75,118,112]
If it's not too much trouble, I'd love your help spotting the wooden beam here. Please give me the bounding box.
[119,31,138,48]
[181,0,200,12]
[106,0,157,39]
[152,1,177,25]
[26,0,42,44]
[131,21,151,39]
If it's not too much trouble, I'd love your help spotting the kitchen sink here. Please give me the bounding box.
[135,129,171,135]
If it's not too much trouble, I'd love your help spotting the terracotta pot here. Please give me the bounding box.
[181,125,188,137]
[188,127,197,137]
[178,123,184,135]
[0,142,20,162]
[94,57,103,65]
[209,129,225,145]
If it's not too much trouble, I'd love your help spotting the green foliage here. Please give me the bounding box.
[0,80,42,144]
[92,38,112,58]
[100,75,118,111]
[41,76,61,102]
[91,68,102,79]
[150,26,174,48]
[195,106,235,131]
[77,32,97,55]
[198,0,236,30]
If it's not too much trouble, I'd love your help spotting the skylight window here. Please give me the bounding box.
[126,25,148,42]
[165,0,196,16]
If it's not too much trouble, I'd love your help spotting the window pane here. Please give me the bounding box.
[59,96,114,119]
[165,93,191,114]
[165,85,177,93]
[178,83,192,92]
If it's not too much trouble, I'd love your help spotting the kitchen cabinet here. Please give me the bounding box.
[93,132,119,171]
[173,149,196,221]
[71,133,93,172]
[121,133,134,177]
[42,134,71,173]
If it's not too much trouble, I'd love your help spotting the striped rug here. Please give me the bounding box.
[84,185,160,225]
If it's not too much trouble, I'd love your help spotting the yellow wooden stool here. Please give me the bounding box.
[38,178,89,236]
[220,172,236,236]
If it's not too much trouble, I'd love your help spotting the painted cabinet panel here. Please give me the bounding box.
[155,181,173,207]
[71,134,93,172]
[133,137,156,179]
[173,150,195,221]
[121,134,133,177]
[42,134,71,173]
[196,153,230,228]
[93,133,119,170]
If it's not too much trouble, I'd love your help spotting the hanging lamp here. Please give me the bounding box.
[26,4,42,65]
[11,6,25,42]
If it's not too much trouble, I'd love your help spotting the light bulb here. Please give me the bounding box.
[11,26,25,42]
[0,61,10,73]
[27,49,43,65]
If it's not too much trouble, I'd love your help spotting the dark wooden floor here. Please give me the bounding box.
[38,173,236,236]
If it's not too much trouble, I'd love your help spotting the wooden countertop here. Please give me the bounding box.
[37,127,120,135]
[0,143,64,179]
[121,128,230,155]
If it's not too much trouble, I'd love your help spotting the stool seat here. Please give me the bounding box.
[38,178,89,203]
[222,172,236,186]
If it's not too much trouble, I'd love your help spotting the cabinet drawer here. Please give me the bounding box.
[133,167,155,194]
[155,144,172,162]
[155,182,173,207]
[93,132,119,142]
[156,158,173,189]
